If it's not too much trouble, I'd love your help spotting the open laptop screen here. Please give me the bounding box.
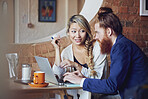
[34,56,80,87]
[34,56,58,85]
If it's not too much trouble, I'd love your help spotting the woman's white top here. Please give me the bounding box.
[52,41,108,79]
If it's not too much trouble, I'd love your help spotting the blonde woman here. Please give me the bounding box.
[51,14,108,99]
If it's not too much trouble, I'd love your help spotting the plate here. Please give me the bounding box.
[28,82,49,87]
[14,79,32,85]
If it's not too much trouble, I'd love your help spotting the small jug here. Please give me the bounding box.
[22,64,32,80]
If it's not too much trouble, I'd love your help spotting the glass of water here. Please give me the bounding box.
[6,53,18,80]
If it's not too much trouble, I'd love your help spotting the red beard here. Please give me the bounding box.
[98,36,112,54]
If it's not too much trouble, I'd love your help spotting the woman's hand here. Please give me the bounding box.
[51,35,60,49]
[60,59,76,68]
[51,35,61,66]
[60,59,82,71]
[63,71,83,84]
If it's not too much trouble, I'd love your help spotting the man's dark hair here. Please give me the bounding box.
[98,7,123,36]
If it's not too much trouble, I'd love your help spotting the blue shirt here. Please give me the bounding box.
[83,34,148,99]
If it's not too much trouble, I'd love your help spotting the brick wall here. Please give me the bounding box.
[90,0,148,65]
[7,36,71,79]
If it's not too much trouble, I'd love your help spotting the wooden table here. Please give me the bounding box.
[8,80,82,99]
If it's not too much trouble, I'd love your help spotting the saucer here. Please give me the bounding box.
[28,82,49,87]
[14,79,32,85]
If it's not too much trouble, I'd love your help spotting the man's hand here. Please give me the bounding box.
[63,71,83,84]
[72,70,85,77]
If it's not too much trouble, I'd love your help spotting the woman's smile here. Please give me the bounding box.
[75,39,82,43]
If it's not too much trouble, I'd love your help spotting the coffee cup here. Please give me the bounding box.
[33,71,45,84]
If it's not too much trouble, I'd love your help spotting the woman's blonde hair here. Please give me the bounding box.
[67,14,95,70]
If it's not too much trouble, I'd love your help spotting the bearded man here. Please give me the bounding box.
[63,7,148,99]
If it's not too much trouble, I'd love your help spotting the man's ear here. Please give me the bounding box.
[106,28,112,37]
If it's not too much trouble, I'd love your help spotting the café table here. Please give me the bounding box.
[8,79,82,99]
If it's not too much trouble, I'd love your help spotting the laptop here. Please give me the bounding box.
[34,56,80,87]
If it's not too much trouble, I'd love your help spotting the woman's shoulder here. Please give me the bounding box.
[61,44,73,60]
[61,44,72,55]
[93,40,100,50]
[62,44,72,52]
[92,40,107,61]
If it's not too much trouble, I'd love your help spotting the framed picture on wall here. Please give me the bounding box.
[140,0,148,16]
[38,0,56,22]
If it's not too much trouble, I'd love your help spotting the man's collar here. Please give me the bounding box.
[112,34,123,48]
[115,34,123,44]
